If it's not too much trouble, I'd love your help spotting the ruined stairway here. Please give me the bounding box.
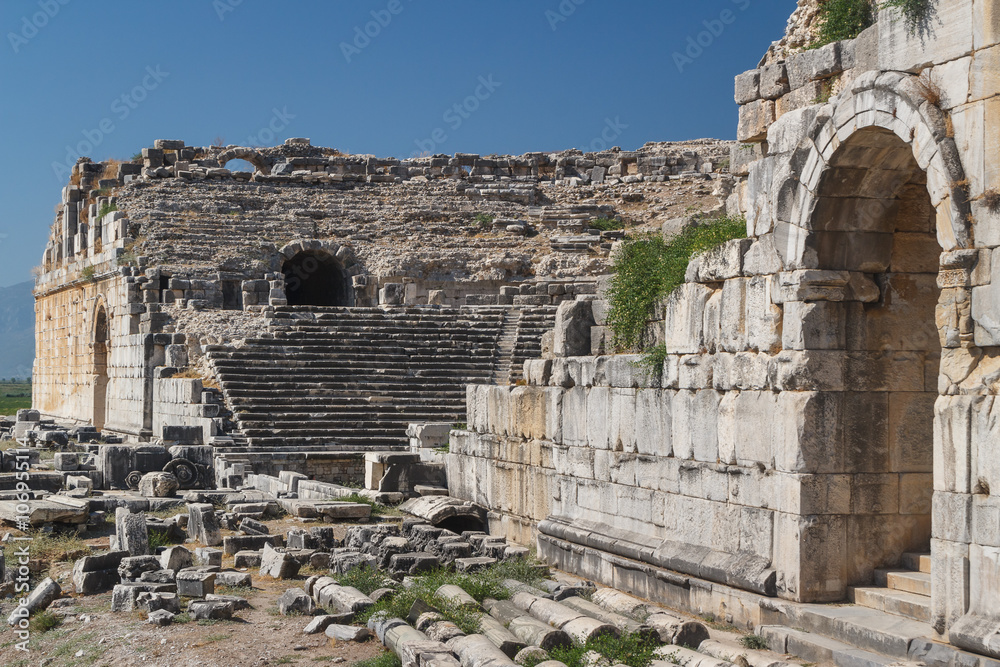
[848,551,932,624]
[205,305,553,448]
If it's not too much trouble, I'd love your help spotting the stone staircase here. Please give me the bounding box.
[508,306,557,384]
[848,551,932,623]
[757,551,968,667]
[205,305,553,448]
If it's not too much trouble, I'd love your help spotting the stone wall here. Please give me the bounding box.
[213,450,366,484]
[447,0,1000,651]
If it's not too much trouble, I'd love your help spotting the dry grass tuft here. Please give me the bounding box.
[915,70,942,105]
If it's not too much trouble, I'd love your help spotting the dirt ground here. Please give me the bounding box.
[0,512,394,667]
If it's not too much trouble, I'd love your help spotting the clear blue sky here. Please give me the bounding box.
[0,0,793,288]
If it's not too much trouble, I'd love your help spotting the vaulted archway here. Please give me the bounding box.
[282,250,351,307]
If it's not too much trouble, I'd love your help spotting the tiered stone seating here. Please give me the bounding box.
[207,306,525,448]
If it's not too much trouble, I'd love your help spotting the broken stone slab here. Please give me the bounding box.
[160,546,193,572]
[138,471,179,497]
[278,587,315,615]
[187,599,234,620]
[119,555,162,583]
[278,498,372,520]
[304,614,349,634]
[136,591,180,614]
[111,582,176,612]
[195,546,223,566]
[140,569,177,584]
[6,577,60,625]
[398,496,486,531]
[215,571,252,588]
[239,517,269,535]
[455,557,496,573]
[223,534,275,555]
[325,623,372,641]
[115,507,149,556]
[0,498,89,526]
[72,550,127,594]
[53,452,79,471]
[176,570,215,597]
[260,543,301,579]
[147,609,175,626]
[205,594,250,611]
[390,552,440,576]
[187,503,222,546]
[234,550,263,568]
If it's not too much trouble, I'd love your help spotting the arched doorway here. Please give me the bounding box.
[93,305,109,430]
[282,251,351,306]
[808,126,939,588]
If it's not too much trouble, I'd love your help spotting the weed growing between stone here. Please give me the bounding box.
[590,217,624,232]
[739,633,769,650]
[539,632,660,667]
[353,558,548,633]
[353,650,403,667]
[606,216,746,352]
[814,0,874,47]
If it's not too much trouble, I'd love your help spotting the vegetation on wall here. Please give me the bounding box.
[813,0,929,48]
[814,0,875,47]
[605,216,746,353]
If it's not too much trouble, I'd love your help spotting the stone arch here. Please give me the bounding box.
[278,240,357,307]
[771,70,972,270]
[92,300,110,430]
[217,147,270,175]
[809,125,940,590]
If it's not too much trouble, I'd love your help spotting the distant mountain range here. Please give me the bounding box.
[0,281,35,379]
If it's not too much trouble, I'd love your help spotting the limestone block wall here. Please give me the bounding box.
[151,376,222,443]
[449,0,1000,650]
[213,450,365,484]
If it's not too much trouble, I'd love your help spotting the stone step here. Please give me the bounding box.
[901,552,931,574]
[847,587,932,623]
[758,625,914,667]
[769,597,937,658]
[874,569,931,597]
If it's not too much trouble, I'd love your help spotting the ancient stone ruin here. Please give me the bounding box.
[5,1,1000,666]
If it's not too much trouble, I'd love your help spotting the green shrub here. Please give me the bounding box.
[97,203,118,218]
[605,216,746,352]
[814,0,875,47]
[634,344,668,379]
[80,265,97,283]
[473,213,494,228]
[590,217,624,232]
[550,632,660,667]
[131,152,144,162]
[880,0,930,32]
[30,610,61,633]
[336,564,391,596]
[739,633,770,650]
